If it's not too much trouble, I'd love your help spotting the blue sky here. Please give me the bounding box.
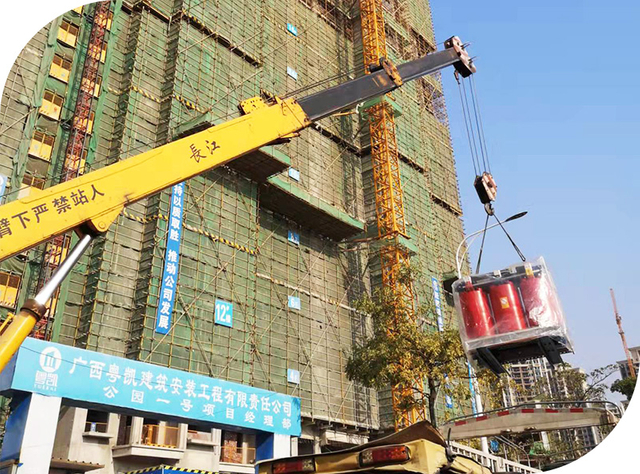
[430,1,640,394]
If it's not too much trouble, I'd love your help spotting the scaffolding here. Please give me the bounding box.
[0,0,468,431]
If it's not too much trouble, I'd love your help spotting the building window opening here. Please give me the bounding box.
[141,418,178,448]
[85,409,109,433]
[19,173,46,199]
[40,91,64,121]
[116,415,132,445]
[50,54,73,83]
[164,421,180,448]
[28,130,56,161]
[221,430,256,464]
[0,272,21,309]
[297,438,315,456]
[58,19,79,48]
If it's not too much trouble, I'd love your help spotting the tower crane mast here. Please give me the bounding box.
[359,0,423,430]
[610,288,636,378]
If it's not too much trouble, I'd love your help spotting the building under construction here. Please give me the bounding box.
[0,0,467,470]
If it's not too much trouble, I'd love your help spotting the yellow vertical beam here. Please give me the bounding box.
[359,0,427,430]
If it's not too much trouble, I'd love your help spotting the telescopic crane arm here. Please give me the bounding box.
[0,37,475,372]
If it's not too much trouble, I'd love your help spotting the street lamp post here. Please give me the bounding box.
[455,212,527,278]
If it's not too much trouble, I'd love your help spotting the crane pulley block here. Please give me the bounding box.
[474,172,497,204]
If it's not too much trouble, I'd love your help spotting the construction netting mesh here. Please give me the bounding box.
[0,0,469,429]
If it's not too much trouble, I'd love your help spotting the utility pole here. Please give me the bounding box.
[610,288,636,378]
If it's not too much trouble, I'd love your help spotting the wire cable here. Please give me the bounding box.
[475,213,490,274]
[461,78,482,174]
[468,75,489,173]
[493,212,526,262]
[470,74,492,174]
[456,76,479,176]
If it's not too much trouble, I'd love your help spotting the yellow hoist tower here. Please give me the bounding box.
[359,0,426,429]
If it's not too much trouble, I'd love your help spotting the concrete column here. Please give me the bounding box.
[107,413,119,439]
[242,435,250,464]
[212,428,222,457]
[212,428,222,472]
[177,423,188,449]
[53,407,88,462]
[0,393,62,474]
[290,437,298,457]
[130,416,144,445]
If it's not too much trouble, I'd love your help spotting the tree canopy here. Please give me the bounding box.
[344,276,486,426]
[610,376,636,401]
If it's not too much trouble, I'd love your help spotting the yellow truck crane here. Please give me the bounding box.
[0,37,474,373]
[257,421,491,474]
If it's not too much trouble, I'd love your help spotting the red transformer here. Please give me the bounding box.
[453,257,573,374]
[519,275,559,328]
[488,281,527,333]
[459,286,494,339]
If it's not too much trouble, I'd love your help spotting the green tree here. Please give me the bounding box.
[610,376,636,401]
[344,277,476,427]
[526,363,617,402]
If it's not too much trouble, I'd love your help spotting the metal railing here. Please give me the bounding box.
[84,421,108,433]
[221,446,256,464]
[451,442,541,473]
[140,424,179,448]
[445,400,622,425]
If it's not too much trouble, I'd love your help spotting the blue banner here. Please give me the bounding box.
[1,338,301,437]
[433,277,453,409]
[156,183,185,334]
[431,276,444,331]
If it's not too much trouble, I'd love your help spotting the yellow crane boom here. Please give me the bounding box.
[0,40,474,372]
[0,98,309,261]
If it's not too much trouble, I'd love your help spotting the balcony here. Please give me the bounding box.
[113,422,184,461]
[141,424,179,448]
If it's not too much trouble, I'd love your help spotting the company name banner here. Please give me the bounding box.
[0,338,301,436]
[156,182,185,334]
